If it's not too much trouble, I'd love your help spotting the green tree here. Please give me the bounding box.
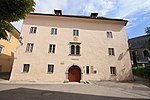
[0,0,35,40]
[145,27,150,50]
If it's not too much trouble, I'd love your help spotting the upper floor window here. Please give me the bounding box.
[70,44,80,55]
[8,33,12,42]
[71,45,75,54]
[26,43,34,53]
[48,64,54,73]
[51,28,57,35]
[107,32,113,38]
[0,46,3,54]
[108,48,115,56]
[110,66,116,75]
[30,27,37,33]
[23,64,30,73]
[48,44,56,53]
[143,50,149,57]
[73,30,79,36]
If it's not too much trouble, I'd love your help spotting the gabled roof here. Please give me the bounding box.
[29,13,128,26]
[128,35,149,49]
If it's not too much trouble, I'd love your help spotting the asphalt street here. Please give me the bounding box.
[0,83,149,100]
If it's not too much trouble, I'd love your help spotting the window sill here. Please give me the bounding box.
[69,54,81,56]
[48,53,56,55]
[109,55,115,56]
[25,52,33,53]
[110,74,116,76]
[47,72,53,74]
[21,72,29,73]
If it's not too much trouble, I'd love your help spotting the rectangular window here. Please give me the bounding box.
[73,30,79,36]
[0,46,3,54]
[107,32,113,38]
[26,43,34,53]
[0,65,2,72]
[23,64,30,72]
[86,66,89,74]
[48,44,56,53]
[51,28,57,35]
[48,64,54,73]
[108,48,115,56]
[30,27,37,33]
[110,67,116,75]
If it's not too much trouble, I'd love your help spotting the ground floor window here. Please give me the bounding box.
[23,64,30,72]
[86,66,89,74]
[48,64,54,73]
[110,67,116,75]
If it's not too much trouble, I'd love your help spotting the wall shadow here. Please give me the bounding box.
[0,52,14,80]
[0,88,149,100]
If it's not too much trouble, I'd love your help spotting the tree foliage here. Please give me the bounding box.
[0,0,35,40]
[145,27,150,50]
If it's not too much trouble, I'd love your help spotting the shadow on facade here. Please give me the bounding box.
[0,88,148,100]
[0,52,14,80]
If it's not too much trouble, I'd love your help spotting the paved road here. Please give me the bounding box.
[0,83,150,100]
[0,76,150,100]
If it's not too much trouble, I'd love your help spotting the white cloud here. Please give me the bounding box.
[12,0,150,32]
[114,0,150,18]
[82,0,116,16]
[34,0,68,13]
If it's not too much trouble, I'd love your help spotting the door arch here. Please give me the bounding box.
[68,65,81,82]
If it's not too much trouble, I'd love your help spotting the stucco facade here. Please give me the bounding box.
[0,25,20,73]
[10,11,133,83]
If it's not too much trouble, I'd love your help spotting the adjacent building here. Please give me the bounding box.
[0,24,20,75]
[128,35,150,67]
[10,10,133,83]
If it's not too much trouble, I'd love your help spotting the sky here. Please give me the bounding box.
[12,0,150,39]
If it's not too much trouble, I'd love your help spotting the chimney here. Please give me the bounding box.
[54,10,62,16]
[90,13,98,18]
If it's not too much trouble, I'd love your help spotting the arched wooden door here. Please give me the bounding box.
[68,66,81,82]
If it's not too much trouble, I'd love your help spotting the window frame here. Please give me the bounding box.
[110,66,116,75]
[70,44,81,56]
[48,44,56,53]
[108,48,115,56]
[51,28,57,35]
[107,31,113,38]
[73,30,79,36]
[23,64,30,73]
[86,66,90,74]
[143,49,149,58]
[29,27,37,34]
[47,64,54,73]
[26,43,34,53]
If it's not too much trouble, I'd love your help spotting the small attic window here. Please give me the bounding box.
[90,13,98,18]
[54,10,62,15]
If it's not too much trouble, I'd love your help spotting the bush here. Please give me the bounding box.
[132,66,150,77]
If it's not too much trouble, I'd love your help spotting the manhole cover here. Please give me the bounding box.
[41,92,53,96]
